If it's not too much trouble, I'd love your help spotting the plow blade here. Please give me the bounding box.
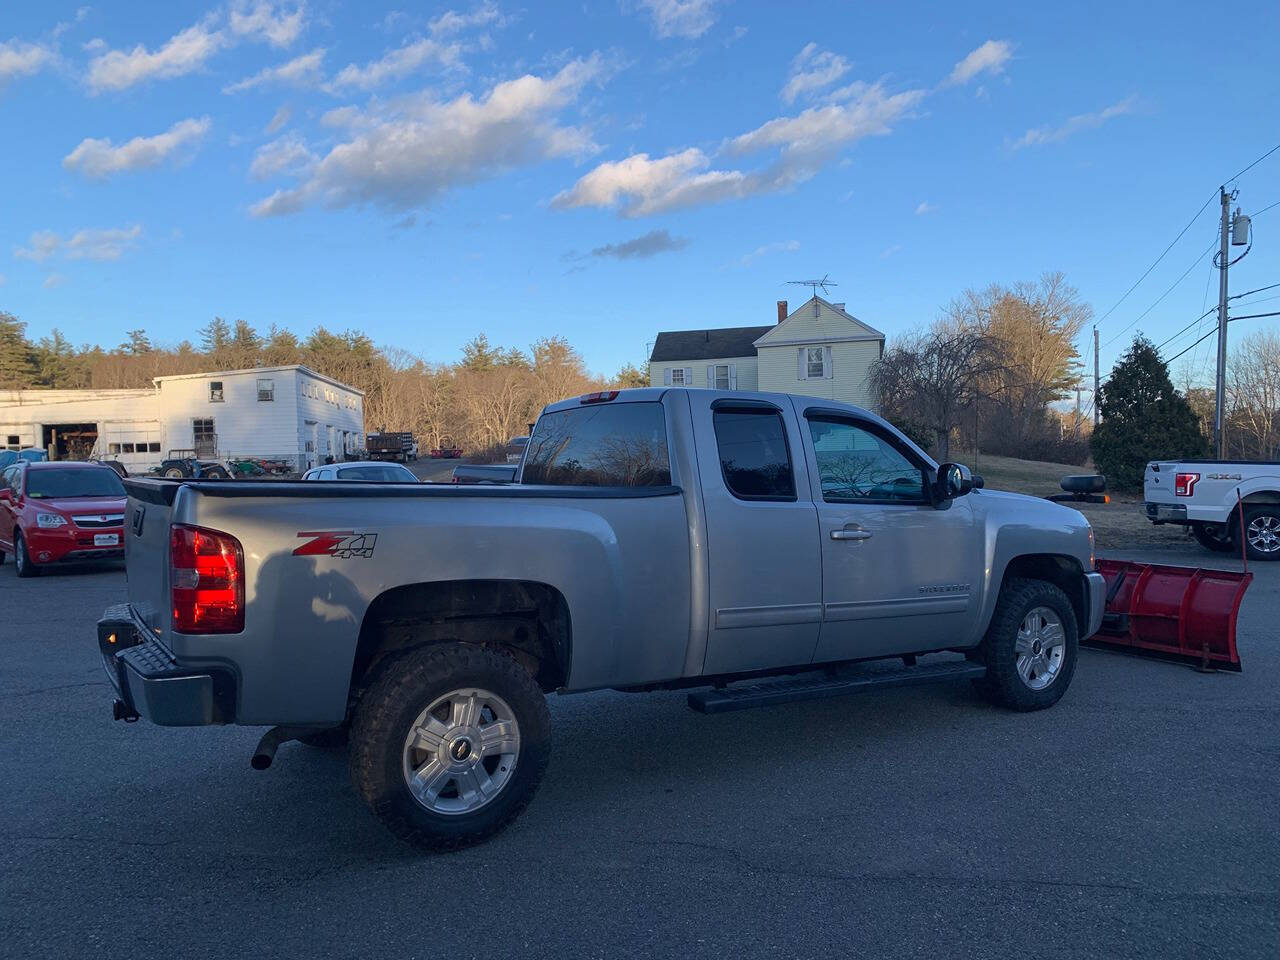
[1086,559,1251,671]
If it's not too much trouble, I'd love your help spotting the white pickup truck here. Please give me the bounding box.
[1144,459,1280,560]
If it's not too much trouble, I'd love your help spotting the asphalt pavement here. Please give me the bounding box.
[1,544,1277,959]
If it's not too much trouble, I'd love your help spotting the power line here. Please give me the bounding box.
[1250,199,1280,218]
[1102,233,1217,348]
[1163,311,1278,364]
[1226,141,1280,185]
[1230,281,1280,300]
[1226,310,1280,322]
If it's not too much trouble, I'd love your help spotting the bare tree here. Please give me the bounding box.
[1229,330,1280,459]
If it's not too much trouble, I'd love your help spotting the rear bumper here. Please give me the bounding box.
[1145,501,1188,524]
[1084,571,1106,639]
[97,604,234,726]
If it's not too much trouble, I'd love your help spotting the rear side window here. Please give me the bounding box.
[523,402,671,486]
[712,407,796,501]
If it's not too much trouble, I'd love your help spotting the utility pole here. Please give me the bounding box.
[1092,326,1100,426]
[1214,186,1231,459]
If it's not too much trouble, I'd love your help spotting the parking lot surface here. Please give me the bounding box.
[2,545,1277,959]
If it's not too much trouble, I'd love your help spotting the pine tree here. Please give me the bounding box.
[1091,335,1209,489]
[0,311,37,388]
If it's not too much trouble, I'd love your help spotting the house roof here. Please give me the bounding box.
[152,364,364,396]
[753,296,885,348]
[650,326,774,363]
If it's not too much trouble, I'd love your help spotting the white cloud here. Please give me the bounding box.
[43,273,67,289]
[781,43,850,104]
[63,117,211,178]
[265,103,292,133]
[249,133,314,179]
[638,0,719,39]
[429,3,502,36]
[326,37,461,91]
[16,225,143,263]
[223,47,324,92]
[230,1,307,48]
[251,56,605,216]
[87,18,225,93]
[739,239,799,266]
[14,231,63,262]
[66,225,143,260]
[945,39,1012,86]
[0,39,57,86]
[915,200,935,215]
[554,80,924,217]
[1011,95,1137,148]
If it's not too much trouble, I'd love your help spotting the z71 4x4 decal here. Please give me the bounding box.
[293,531,378,559]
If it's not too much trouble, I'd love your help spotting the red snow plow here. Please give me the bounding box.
[1087,559,1251,671]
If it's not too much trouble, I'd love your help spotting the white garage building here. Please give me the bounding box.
[0,365,364,474]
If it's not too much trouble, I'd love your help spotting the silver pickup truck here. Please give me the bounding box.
[98,388,1104,850]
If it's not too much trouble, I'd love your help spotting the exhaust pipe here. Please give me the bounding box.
[251,726,308,770]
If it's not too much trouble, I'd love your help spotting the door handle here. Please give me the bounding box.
[831,528,872,541]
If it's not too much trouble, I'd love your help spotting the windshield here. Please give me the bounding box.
[26,467,126,499]
[336,465,417,482]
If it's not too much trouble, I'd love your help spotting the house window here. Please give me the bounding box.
[192,418,216,456]
[670,368,686,385]
[806,347,825,379]
[715,365,731,389]
[257,379,274,402]
[209,381,224,402]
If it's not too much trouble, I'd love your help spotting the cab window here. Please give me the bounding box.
[523,402,670,486]
[712,406,796,501]
[807,417,927,503]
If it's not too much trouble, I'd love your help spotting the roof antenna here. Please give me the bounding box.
[786,274,837,299]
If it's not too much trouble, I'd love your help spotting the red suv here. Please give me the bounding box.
[0,461,127,577]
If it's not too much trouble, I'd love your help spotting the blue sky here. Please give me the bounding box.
[3,0,1278,389]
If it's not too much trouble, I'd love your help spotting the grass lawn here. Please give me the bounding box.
[951,449,1194,551]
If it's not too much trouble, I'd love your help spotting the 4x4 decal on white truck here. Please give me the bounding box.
[293,531,378,559]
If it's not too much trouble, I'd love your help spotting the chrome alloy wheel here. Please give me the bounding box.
[1247,514,1280,555]
[1015,607,1066,691]
[401,688,521,816]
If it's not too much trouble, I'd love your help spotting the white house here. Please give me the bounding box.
[649,297,886,408]
[0,365,363,473]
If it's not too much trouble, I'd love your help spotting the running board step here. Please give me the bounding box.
[687,660,988,714]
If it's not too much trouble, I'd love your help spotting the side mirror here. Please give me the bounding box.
[931,462,973,506]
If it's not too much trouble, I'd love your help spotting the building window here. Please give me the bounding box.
[257,379,274,402]
[109,443,121,454]
[149,442,161,452]
[193,418,216,456]
[209,381,224,402]
[304,440,315,453]
[670,368,685,385]
[806,347,825,379]
[121,442,135,454]
[713,365,730,389]
[712,406,796,501]
[6,435,18,446]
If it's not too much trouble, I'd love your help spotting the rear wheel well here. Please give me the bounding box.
[998,554,1087,630]
[350,580,571,698]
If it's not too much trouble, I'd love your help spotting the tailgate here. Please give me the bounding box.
[123,480,175,635]
[1143,460,1178,505]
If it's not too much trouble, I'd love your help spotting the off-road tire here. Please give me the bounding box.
[349,643,551,852]
[1191,521,1236,553]
[297,725,348,748]
[201,466,230,480]
[972,577,1077,711]
[163,467,186,479]
[1243,505,1280,562]
[14,532,38,578]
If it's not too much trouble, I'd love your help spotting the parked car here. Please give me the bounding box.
[97,387,1103,851]
[1144,458,1280,560]
[0,449,49,469]
[1,461,126,576]
[504,436,529,464]
[302,461,419,483]
[450,463,517,484]
[430,446,463,459]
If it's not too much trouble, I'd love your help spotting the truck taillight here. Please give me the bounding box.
[1175,472,1199,497]
[170,524,245,633]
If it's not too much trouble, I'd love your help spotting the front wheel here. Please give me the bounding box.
[1191,521,1236,553]
[972,578,1078,711]
[14,532,38,578]
[349,643,551,852]
[1243,506,1280,561]
[162,466,186,479]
